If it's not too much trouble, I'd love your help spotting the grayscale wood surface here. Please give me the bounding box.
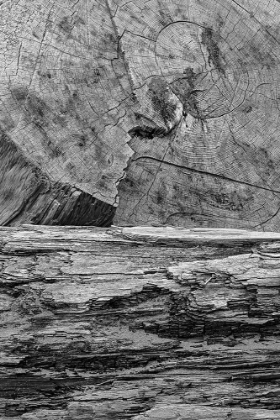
[1,225,280,419]
[1,0,280,229]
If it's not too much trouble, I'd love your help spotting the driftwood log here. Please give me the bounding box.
[1,225,280,419]
[2,0,280,229]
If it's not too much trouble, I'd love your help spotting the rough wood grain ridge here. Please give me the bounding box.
[1,226,280,419]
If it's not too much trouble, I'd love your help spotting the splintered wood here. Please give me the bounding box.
[1,225,280,419]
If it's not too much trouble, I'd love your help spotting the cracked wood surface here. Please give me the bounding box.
[112,0,280,230]
[2,0,280,228]
[1,225,280,418]
[0,0,133,226]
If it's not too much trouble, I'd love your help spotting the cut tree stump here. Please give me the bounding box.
[114,0,280,230]
[1,225,280,419]
[2,0,280,229]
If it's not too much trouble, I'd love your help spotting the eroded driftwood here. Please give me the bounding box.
[1,226,280,419]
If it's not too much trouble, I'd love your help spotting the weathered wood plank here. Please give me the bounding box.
[1,226,280,419]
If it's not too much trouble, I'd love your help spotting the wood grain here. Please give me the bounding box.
[113,0,280,230]
[0,0,132,225]
[2,0,280,228]
[1,225,280,419]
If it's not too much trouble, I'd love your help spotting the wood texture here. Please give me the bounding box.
[0,0,132,226]
[1,225,280,419]
[114,0,280,229]
[2,0,280,228]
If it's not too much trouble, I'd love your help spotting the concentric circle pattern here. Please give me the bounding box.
[115,0,280,230]
[2,0,280,229]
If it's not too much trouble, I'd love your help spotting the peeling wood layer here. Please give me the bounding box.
[1,226,280,418]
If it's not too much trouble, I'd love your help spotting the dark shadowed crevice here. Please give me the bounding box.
[0,130,115,227]
[128,125,167,139]
[31,186,116,227]
[201,27,225,74]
